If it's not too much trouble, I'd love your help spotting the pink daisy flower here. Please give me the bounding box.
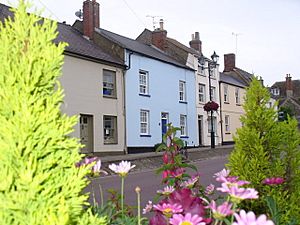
[233,210,275,225]
[157,186,175,195]
[108,160,136,177]
[181,177,199,188]
[214,168,230,182]
[205,184,215,195]
[170,213,206,225]
[206,200,233,220]
[153,203,183,217]
[143,200,153,214]
[217,183,258,203]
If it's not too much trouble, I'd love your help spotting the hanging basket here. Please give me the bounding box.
[204,101,219,112]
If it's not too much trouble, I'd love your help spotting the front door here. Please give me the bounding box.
[80,114,94,153]
[161,112,169,138]
[198,115,203,146]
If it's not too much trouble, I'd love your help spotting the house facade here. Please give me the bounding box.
[219,54,252,144]
[74,0,198,152]
[0,3,126,154]
[270,74,300,128]
[137,27,222,146]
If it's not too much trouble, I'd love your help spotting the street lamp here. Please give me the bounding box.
[199,51,219,148]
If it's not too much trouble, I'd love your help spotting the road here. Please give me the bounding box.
[85,155,228,209]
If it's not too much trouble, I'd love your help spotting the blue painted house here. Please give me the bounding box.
[74,0,197,153]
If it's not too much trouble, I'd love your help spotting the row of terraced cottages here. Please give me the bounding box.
[0,1,258,155]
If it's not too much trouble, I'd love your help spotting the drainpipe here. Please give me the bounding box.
[122,51,133,154]
[219,81,224,145]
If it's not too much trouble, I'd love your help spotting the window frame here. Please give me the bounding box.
[210,86,216,101]
[103,115,118,144]
[208,116,217,134]
[235,87,240,104]
[198,83,206,103]
[140,110,150,135]
[179,80,187,102]
[139,70,149,95]
[224,84,229,103]
[225,115,230,133]
[103,69,117,98]
[180,114,187,137]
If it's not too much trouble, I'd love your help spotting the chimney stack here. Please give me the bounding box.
[224,53,236,72]
[83,0,100,39]
[286,74,293,97]
[152,19,167,51]
[189,32,202,53]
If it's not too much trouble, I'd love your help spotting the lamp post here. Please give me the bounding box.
[199,51,219,148]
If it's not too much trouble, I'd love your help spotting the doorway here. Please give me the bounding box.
[198,115,203,146]
[80,114,94,153]
[161,112,169,138]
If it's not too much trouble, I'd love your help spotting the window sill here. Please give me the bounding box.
[198,73,206,77]
[236,103,242,106]
[140,134,151,137]
[224,101,230,104]
[180,136,189,138]
[225,132,231,134]
[139,93,151,97]
[104,142,118,145]
[103,95,117,99]
[179,101,188,104]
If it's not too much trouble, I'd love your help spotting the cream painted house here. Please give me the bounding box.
[56,20,126,154]
[0,2,126,154]
[219,53,252,144]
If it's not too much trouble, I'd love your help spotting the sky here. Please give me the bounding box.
[1,0,300,86]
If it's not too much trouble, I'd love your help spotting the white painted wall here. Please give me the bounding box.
[60,55,125,153]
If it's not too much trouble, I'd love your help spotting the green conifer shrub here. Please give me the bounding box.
[227,78,300,223]
[0,1,106,224]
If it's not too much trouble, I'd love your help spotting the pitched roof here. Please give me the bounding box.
[219,72,247,88]
[0,3,123,67]
[96,28,193,70]
[271,79,300,97]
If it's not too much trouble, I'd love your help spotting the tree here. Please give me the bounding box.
[227,78,300,224]
[0,1,106,224]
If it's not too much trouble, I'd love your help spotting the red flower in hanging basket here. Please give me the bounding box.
[204,101,219,112]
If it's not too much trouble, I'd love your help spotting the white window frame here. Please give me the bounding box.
[198,83,206,103]
[225,115,230,133]
[180,114,187,136]
[210,86,216,101]
[179,80,186,102]
[235,87,240,104]
[140,110,150,135]
[103,70,116,97]
[271,88,280,96]
[139,70,149,95]
[103,115,118,144]
[208,116,217,133]
[224,84,229,103]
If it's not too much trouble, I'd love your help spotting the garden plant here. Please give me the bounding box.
[227,78,300,224]
[0,1,106,224]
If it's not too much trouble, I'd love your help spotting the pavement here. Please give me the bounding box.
[101,145,234,174]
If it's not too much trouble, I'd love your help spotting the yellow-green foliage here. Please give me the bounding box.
[0,1,106,224]
[227,78,300,223]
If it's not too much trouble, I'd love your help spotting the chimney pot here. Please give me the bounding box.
[159,19,164,30]
[189,31,202,53]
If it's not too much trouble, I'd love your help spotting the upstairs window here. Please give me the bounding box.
[224,84,229,103]
[235,87,240,104]
[198,83,206,103]
[210,86,216,101]
[271,88,280,96]
[179,81,186,102]
[139,70,149,95]
[103,70,116,97]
